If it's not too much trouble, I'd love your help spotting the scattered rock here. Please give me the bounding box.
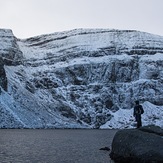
[99,147,110,151]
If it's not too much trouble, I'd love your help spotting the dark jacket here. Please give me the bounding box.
[134,104,144,117]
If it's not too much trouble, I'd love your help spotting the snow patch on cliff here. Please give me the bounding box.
[101,101,163,129]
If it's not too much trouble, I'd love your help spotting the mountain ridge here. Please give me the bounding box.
[0,28,163,128]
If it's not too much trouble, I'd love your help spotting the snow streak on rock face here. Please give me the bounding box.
[0,28,163,128]
[0,29,23,91]
[0,29,23,64]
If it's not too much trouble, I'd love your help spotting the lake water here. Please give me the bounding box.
[0,129,117,163]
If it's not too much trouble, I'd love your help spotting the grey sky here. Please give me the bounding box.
[0,0,163,38]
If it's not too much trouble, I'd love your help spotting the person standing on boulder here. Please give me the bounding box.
[133,100,144,128]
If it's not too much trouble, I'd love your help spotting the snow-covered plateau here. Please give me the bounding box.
[0,28,163,129]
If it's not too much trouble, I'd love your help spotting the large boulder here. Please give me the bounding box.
[110,125,163,163]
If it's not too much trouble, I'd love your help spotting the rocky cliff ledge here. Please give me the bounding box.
[0,28,163,128]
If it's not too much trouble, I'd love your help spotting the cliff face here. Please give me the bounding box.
[0,29,23,90]
[0,28,163,128]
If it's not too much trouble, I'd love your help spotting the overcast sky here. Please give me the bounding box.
[1,0,163,38]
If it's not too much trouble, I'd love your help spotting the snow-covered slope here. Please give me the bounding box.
[101,101,163,129]
[0,28,163,128]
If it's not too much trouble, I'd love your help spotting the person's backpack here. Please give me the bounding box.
[140,105,144,114]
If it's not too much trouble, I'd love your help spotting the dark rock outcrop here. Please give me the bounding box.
[0,57,7,91]
[110,125,163,163]
[0,29,23,65]
[0,29,23,91]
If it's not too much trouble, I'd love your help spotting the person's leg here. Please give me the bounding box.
[137,115,141,128]
[136,115,139,128]
[139,116,142,127]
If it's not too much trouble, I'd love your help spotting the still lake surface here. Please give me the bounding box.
[0,129,117,163]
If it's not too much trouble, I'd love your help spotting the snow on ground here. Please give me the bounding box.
[100,101,163,129]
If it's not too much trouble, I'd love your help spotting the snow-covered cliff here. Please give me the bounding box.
[0,28,163,128]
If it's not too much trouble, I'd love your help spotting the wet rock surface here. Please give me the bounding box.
[110,125,163,163]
